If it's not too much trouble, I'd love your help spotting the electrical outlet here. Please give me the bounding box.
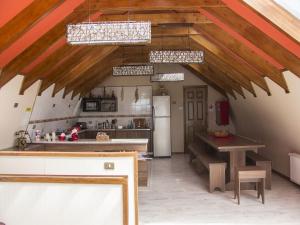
[104,162,115,170]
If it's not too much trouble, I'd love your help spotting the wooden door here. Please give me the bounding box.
[184,86,208,153]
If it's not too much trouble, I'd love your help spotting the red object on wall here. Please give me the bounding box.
[216,100,229,125]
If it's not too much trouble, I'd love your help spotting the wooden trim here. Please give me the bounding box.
[28,114,152,124]
[133,151,139,225]
[28,116,78,124]
[0,151,137,158]
[0,174,129,225]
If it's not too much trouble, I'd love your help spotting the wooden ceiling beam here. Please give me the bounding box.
[193,24,289,93]
[99,12,212,25]
[66,58,122,98]
[0,3,88,88]
[190,35,271,95]
[204,63,245,98]
[20,45,82,94]
[196,63,243,98]
[203,52,256,96]
[38,46,96,94]
[52,46,119,96]
[201,7,300,77]
[20,30,190,94]
[183,65,227,97]
[75,0,225,12]
[185,64,235,98]
[220,0,300,58]
[72,67,114,99]
[243,0,300,42]
[0,0,64,53]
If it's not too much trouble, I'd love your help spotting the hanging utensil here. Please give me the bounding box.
[135,87,139,103]
[121,87,124,101]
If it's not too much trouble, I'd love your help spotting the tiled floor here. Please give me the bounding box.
[139,154,300,225]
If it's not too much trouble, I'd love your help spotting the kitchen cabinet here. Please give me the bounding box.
[79,129,152,153]
[116,130,152,153]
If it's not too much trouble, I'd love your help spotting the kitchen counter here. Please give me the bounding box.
[32,138,148,145]
[79,128,152,132]
[30,138,148,152]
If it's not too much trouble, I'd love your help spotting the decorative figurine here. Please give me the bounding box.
[15,130,30,150]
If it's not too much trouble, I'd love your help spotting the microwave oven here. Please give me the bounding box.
[82,99,100,112]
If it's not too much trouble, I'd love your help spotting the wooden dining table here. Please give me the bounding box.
[196,132,266,191]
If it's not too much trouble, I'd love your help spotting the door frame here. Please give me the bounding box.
[183,85,208,153]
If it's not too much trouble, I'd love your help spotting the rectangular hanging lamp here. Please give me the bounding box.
[67,21,151,45]
[151,73,184,82]
[149,50,204,63]
[113,65,154,76]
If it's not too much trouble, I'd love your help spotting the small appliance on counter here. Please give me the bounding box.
[75,122,87,130]
[133,118,146,129]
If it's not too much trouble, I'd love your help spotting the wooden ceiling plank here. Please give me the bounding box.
[65,55,123,97]
[0,0,64,53]
[38,46,95,94]
[73,67,113,99]
[203,52,256,96]
[0,4,88,88]
[243,0,300,43]
[201,7,300,77]
[100,12,212,25]
[190,35,271,95]
[193,24,289,92]
[205,63,245,98]
[186,64,236,98]
[75,0,225,12]
[53,46,119,96]
[183,65,227,96]
[199,63,244,98]
[20,45,81,94]
[220,0,300,58]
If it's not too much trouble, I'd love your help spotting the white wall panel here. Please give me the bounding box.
[229,71,300,177]
[0,183,123,225]
[0,155,136,225]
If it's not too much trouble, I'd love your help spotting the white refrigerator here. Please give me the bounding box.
[153,96,171,157]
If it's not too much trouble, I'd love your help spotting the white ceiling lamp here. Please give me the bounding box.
[151,73,184,82]
[67,21,151,45]
[113,65,154,76]
[149,50,204,63]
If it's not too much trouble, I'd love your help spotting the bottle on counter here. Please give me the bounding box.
[35,130,41,141]
[45,133,51,142]
[51,132,56,142]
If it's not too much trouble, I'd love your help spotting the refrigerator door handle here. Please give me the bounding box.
[152,106,155,131]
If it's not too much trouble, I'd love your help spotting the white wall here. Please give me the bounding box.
[229,71,300,177]
[97,64,235,153]
[0,76,81,149]
[27,84,81,137]
[0,154,136,225]
[0,75,39,149]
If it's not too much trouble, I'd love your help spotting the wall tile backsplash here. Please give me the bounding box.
[79,85,153,128]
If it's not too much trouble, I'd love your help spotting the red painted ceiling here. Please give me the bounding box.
[0,0,85,68]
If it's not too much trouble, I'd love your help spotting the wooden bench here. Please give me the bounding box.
[189,143,226,192]
[246,151,272,190]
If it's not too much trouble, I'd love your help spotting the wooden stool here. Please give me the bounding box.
[234,166,266,205]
